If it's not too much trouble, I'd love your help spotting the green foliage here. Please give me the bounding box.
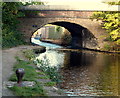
[34,59,62,83]
[115,39,120,45]
[103,43,120,51]
[106,1,120,5]
[9,57,38,81]
[44,81,56,86]
[38,75,49,79]
[2,2,25,48]
[56,26,61,32]
[9,56,47,96]
[2,2,44,48]
[91,11,120,45]
[23,49,35,60]
[37,71,45,75]
[22,2,44,6]
[90,1,120,46]
[103,44,111,51]
[9,82,46,96]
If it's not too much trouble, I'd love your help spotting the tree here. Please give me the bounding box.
[2,2,44,48]
[2,2,25,48]
[91,1,120,45]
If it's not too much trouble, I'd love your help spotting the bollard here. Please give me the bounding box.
[16,68,25,86]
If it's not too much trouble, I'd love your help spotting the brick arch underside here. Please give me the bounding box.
[49,21,98,48]
[18,17,105,49]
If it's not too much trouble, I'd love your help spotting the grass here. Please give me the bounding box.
[37,76,50,79]
[9,82,47,96]
[9,57,38,81]
[44,82,56,86]
[22,49,35,60]
[9,49,63,96]
[9,57,47,96]
[37,71,46,75]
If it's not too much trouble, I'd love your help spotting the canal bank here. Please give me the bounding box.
[2,45,44,96]
[35,47,119,96]
[2,43,120,96]
[30,38,120,96]
[2,45,65,96]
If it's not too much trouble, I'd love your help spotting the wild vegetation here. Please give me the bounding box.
[2,2,44,48]
[23,49,62,83]
[9,56,37,82]
[2,2,25,48]
[9,57,47,96]
[106,1,120,5]
[9,49,62,96]
[34,58,63,83]
[91,1,120,51]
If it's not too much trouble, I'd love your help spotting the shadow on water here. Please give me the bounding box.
[36,48,119,96]
[60,50,119,96]
[69,51,96,67]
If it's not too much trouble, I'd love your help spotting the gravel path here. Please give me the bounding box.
[2,48,17,96]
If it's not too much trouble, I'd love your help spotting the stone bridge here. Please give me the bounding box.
[18,5,108,49]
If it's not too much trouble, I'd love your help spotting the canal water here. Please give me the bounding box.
[32,38,120,96]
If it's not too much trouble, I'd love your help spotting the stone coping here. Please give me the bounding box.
[3,81,35,88]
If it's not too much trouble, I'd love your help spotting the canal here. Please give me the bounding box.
[32,38,119,96]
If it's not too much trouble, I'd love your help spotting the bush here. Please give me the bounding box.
[2,2,25,48]
[23,50,35,60]
[34,59,62,83]
[90,1,120,47]
[2,2,44,48]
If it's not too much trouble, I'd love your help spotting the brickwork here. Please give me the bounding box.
[25,11,93,18]
[18,11,106,49]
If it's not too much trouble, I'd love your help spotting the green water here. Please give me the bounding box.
[36,49,120,96]
[59,50,120,96]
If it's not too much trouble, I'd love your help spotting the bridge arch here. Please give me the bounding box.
[18,15,105,49]
[31,21,98,49]
[49,21,98,48]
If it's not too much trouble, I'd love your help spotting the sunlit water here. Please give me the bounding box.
[32,38,120,96]
[31,38,62,49]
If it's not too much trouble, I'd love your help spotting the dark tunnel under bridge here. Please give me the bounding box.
[49,21,98,49]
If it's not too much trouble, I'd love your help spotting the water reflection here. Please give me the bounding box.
[36,49,119,96]
[36,50,65,67]
[69,52,97,67]
[61,51,119,96]
[31,38,62,49]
